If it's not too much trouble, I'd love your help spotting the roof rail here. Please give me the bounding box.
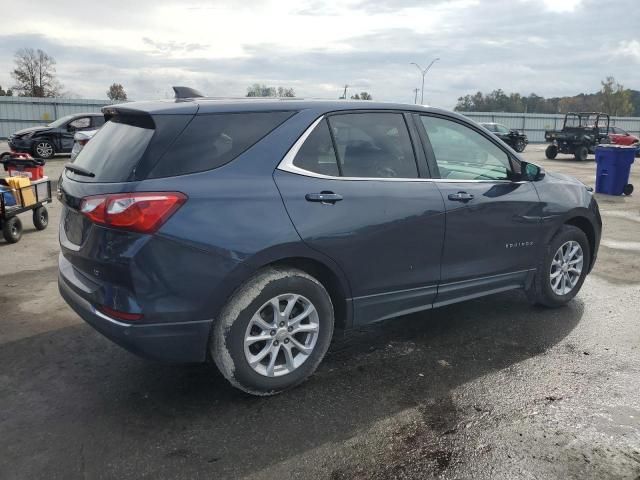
[172,86,205,99]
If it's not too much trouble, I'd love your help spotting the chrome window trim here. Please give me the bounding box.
[277,114,519,184]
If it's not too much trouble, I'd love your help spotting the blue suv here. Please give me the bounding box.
[58,95,601,395]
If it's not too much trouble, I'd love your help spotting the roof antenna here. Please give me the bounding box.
[172,86,205,99]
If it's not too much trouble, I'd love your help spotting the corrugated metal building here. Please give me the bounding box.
[0,96,114,139]
[463,111,640,143]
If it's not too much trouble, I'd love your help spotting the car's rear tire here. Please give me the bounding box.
[575,146,588,161]
[33,206,48,230]
[545,145,558,159]
[212,267,334,396]
[514,138,526,153]
[526,225,590,308]
[33,140,55,159]
[2,216,23,243]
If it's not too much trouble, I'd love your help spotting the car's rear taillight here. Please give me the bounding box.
[80,192,186,234]
[97,305,144,322]
[78,139,89,146]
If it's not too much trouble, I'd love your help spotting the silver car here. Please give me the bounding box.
[70,129,99,161]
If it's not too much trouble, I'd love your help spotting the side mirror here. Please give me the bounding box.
[522,162,545,181]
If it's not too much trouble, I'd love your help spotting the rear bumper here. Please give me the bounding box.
[58,267,212,363]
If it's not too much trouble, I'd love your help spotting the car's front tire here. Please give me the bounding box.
[33,140,55,159]
[514,138,526,152]
[212,267,334,396]
[526,225,590,308]
[545,145,558,159]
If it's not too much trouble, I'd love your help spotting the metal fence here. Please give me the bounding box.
[0,97,114,139]
[3,98,640,144]
[462,112,640,143]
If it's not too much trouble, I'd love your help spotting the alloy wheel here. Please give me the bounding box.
[36,142,53,158]
[549,240,583,295]
[244,293,320,377]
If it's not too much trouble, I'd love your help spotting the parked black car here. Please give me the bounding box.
[58,95,601,395]
[8,113,105,159]
[544,112,610,161]
[480,122,528,152]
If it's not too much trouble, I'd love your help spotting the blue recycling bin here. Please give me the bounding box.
[595,145,635,196]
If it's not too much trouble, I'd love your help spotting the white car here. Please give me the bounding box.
[70,129,99,161]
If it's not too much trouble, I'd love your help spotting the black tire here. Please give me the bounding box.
[33,140,55,159]
[545,145,558,159]
[2,216,23,244]
[33,206,48,230]
[212,267,334,396]
[514,138,526,153]
[623,184,634,196]
[526,225,590,308]
[574,146,588,162]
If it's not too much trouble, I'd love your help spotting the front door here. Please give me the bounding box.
[417,114,542,306]
[275,112,445,325]
[61,117,91,152]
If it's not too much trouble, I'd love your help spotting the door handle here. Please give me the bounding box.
[305,192,343,204]
[448,191,474,202]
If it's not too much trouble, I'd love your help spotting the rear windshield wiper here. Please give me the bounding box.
[64,163,95,178]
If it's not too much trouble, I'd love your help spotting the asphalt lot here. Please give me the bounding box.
[1,141,639,480]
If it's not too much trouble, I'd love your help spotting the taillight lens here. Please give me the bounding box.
[97,305,144,322]
[78,139,89,146]
[80,192,186,234]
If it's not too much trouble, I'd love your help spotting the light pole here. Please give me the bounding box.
[410,57,440,104]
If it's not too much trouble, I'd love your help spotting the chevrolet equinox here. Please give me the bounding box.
[58,95,602,395]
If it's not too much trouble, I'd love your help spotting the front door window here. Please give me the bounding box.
[420,116,512,181]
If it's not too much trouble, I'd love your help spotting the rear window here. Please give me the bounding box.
[71,117,154,182]
[70,111,294,182]
[147,111,294,178]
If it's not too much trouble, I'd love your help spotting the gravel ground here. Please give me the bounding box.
[0,142,639,480]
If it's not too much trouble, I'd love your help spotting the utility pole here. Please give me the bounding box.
[410,58,440,104]
[341,84,349,99]
[413,88,420,104]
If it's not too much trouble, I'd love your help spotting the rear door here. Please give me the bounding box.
[415,114,542,306]
[275,111,445,325]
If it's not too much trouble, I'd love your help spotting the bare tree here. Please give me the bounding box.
[247,84,276,97]
[351,91,372,100]
[246,84,295,97]
[107,83,128,101]
[277,86,295,98]
[11,48,62,97]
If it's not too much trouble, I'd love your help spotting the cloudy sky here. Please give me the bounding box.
[0,0,638,108]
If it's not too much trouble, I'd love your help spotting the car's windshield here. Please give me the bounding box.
[47,114,77,128]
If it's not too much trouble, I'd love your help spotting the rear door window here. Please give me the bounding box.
[327,113,418,178]
[292,120,340,176]
[148,111,294,178]
[92,116,106,128]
